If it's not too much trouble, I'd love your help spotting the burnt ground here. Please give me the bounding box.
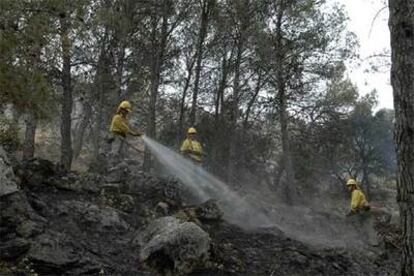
[0,158,401,276]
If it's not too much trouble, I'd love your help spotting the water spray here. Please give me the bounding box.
[133,136,376,249]
[141,136,271,229]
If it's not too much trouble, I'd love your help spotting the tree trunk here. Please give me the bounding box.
[73,100,92,159]
[362,162,371,197]
[92,40,111,160]
[243,71,262,129]
[143,2,169,171]
[115,46,126,100]
[277,81,295,199]
[275,0,295,201]
[189,0,213,126]
[240,71,262,167]
[59,16,73,170]
[177,57,196,146]
[227,36,243,184]
[211,51,229,176]
[388,0,414,274]
[22,112,37,160]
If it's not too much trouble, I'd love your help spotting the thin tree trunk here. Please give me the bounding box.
[22,44,41,160]
[93,87,103,159]
[211,52,229,174]
[277,82,295,198]
[275,0,295,201]
[144,2,169,171]
[362,161,371,197]
[189,0,213,126]
[240,72,262,167]
[73,100,92,159]
[243,71,262,129]
[227,36,243,184]
[177,57,196,146]
[22,112,37,160]
[116,46,126,99]
[388,0,414,274]
[214,52,229,125]
[59,16,73,170]
[92,41,109,159]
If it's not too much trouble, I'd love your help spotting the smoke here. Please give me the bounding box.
[142,136,377,249]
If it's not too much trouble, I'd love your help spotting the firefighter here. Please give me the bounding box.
[346,178,370,216]
[109,100,142,159]
[180,127,204,164]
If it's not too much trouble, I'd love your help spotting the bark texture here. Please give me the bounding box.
[59,16,73,169]
[22,112,37,160]
[388,0,414,274]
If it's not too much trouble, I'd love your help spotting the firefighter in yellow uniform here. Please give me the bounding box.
[180,127,203,164]
[109,100,142,159]
[346,179,370,216]
[346,178,378,245]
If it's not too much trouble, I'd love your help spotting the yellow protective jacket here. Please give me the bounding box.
[180,138,203,162]
[351,189,369,213]
[110,114,136,137]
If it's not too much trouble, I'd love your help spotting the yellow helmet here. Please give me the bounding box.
[118,100,132,112]
[187,127,197,134]
[346,179,357,186]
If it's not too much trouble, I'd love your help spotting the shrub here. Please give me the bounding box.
[0,116,20,153]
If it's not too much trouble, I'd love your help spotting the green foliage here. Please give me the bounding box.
[291,88,396,188]
[0,0,57,119]
[0,0,394,196]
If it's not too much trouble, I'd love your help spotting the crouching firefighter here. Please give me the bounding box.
[108,100,143,160]
[346,178,370,216]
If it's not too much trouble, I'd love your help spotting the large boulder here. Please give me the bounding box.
[0,146,18,197]
[139,216,211,276]
[56,200,130,231]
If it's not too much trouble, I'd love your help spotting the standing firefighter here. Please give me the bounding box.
[180,127,204,164]
[346,178,370,216]
[345,178,378,246]
[109,100,142,160]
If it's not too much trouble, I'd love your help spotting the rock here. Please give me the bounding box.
[105,161,130,183]
[58,200,129,231]
[77,173,103,194]
[45,172,80,192]
[139,216,211,275]
[195,199,223,221]
[28,232,80,274]
[16,220,43,238]
[0,146,19,197]
[0,238,30,260]
[125,174,184,207]
[210,241,245,273]
[156,202,169,215]
[172,200,223,226]
[17,158,56,187]
[101,191,135,213]
[0,192,44,242]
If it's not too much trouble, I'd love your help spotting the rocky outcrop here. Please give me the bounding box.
[0,238,30,260]
[0,146,18,196]
[138,216,211,276]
